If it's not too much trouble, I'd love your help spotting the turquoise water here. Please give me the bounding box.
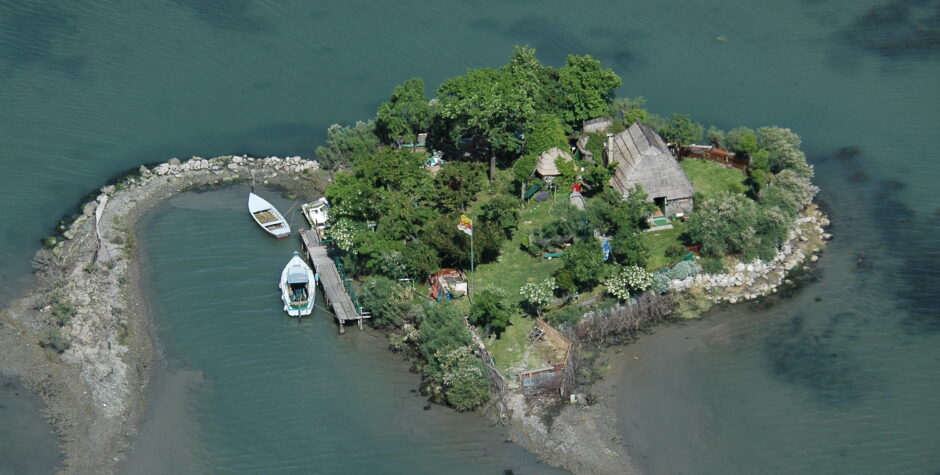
[0,1,938,473]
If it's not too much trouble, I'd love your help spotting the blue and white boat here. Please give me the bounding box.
[280,252,316,317]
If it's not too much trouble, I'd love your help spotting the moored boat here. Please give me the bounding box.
[280,251,316,317]
[301,197,330,230]
[248,192,290,238]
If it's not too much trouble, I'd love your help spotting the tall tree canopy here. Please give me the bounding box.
[435,67,537,179]
[376,78,431,143]
[558,54,622,127]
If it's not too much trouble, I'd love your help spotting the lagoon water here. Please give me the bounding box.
[1,1,938,473]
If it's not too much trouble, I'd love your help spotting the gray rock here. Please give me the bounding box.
[168,158,181,166]
[139,165,151,176]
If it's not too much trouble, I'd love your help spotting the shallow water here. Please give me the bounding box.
[0,0,938,473]
[127,186,560,473]
[0,376,60,474]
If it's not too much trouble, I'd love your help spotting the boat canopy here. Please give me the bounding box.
[288,266,309,283]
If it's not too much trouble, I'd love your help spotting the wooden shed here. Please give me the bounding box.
[534,147,574,179]
[607,122,695,216]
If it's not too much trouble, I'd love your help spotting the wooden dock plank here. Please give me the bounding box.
[300,229,367,331]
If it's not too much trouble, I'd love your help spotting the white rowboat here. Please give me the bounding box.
[280,252,316,317]
[248,192,290,239]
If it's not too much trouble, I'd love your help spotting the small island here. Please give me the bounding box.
[1,47,827,474]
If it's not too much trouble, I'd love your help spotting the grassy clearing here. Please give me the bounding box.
[473,199,567,374]
[472,199,565,304]
[681,159,747,202]
[642,221,689,271]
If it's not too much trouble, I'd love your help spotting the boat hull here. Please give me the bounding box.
[280,253,316,317]
[249,192,291,238]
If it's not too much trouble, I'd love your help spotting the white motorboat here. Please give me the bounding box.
[301,197,330,229]
[280,251,316,317]
[248,192,290,238]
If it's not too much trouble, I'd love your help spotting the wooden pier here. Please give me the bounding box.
[299,228,368,333]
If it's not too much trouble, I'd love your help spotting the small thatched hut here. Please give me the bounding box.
[534,147,574,181]
[607,122,695,216]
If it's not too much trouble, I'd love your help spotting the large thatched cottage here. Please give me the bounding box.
[607,122,695,216]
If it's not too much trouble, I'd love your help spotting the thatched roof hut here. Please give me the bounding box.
[535,147,573,177]
[607,123,695,215]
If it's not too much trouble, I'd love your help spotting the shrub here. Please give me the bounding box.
[674,285,713,319]
[666,261,701,281]
[479,196,521,239]
[549,306,585,326]
[520,278,556,316]
[469,289,514,337]
[651,274,671,294]
[665,244,687,259]
[605,266,653,301]
[315,120,380,170]
[360,276,407,328]
[534,190,549,202]
[699,257,726,274]
[42,236,57,248]
[51,300,77,326]
[43,327,70,352]
[562,241,607,291]
[554,268,578,297]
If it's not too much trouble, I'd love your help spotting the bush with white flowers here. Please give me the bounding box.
[606,265,653,301]
[520,277,556,315]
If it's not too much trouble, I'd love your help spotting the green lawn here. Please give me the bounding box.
[472,199,565,304]
[473,199,566,375]
[641,221,689,271]
[681,159,747,203]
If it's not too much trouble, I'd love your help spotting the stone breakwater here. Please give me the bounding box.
[669,204,830,303]
[0,155,320,474]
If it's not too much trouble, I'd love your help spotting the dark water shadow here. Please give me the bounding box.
[170,0,274,34]
[470,15,649,71]
[0,375,62,474]
[836,0,940,61]
[764,313,869,404]
[0,3,88,79]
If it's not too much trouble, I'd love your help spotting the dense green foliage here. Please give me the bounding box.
[419,303,491,410]
[469,288,515,336]
[376,78,430,143]
[661,113,704,146]
[559,240,607,291]
[558,54,622,127]
[315,121,381,170]
[314,46,819,410]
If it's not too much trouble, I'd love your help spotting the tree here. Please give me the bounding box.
[725,126,758,154]
[512,154,537,199]
[436,67,536,180]
[686,192,760,257]
[748,148,771,192]
[609,96,649,126]
[558,54,622,127]
[376,78,431,143]
[524,113,569,157]
[562,241,607,291]
[661,113,704,146]
[503,46,562,117]
[315,121,380,170]
[479,196,520,239]
[759,169,819,216]
[706,126,726,148]
[469,288,514,336]
[758,127,813,178]
[587,187,654,236]
[610,229,649,268]
[434,161,485,213]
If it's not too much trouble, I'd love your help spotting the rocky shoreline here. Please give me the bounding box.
[0,151,828,475]
[0,155,321,474]
[491,204,829,475]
